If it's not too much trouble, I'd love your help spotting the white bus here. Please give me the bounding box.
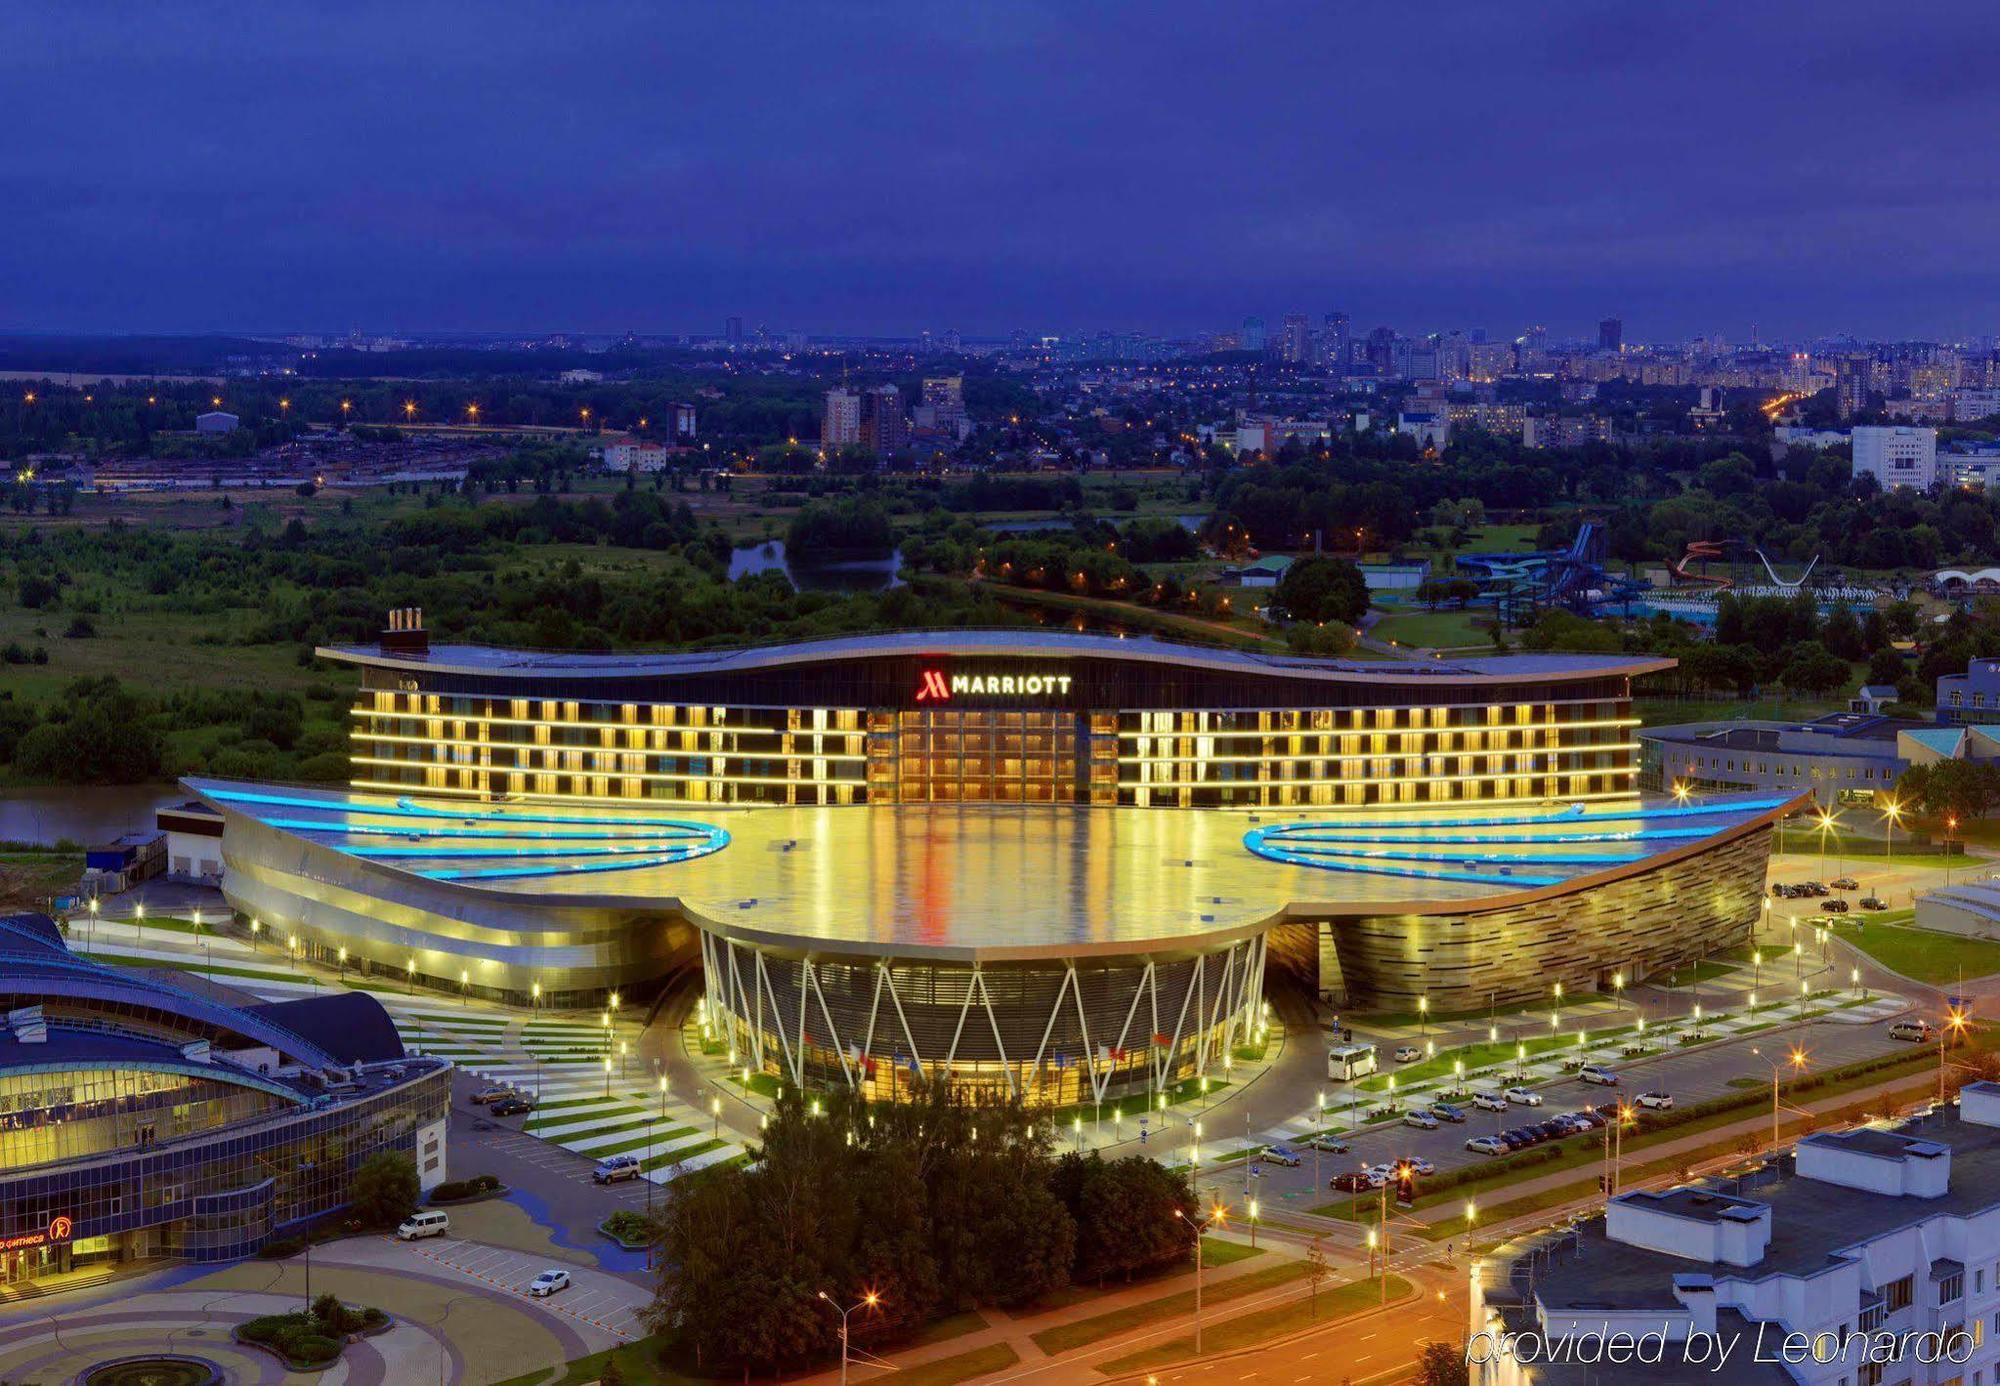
[1327,1042,1378,1083]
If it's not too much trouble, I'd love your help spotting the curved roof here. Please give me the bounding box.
[318,629,1673,688]
[188,784,1800,963]
[247,992,408,1065]
[0,912,347,1069]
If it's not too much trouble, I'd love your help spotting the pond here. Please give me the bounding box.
[729,540,903,591]
[0,784,185,847]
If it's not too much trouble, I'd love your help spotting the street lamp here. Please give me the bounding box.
[1172,1205,1224,1354]
[460,969,469,1005]
[249,916,261,952]
[659,1074,669,1118]
[86,895,98,951]
[1752,1045,1810,1147]
[602,1056,612,1098]
[816,1289,881,1386]
[134,901,144,941]
[1882,797,1903,872]
[337,945,347,981]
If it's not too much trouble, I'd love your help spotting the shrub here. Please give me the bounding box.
[430,1173,504,1202]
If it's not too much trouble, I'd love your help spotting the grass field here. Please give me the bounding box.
[1368,609,1492,650]
[1634,697,1843,728]
[1831,917,2000,984]
[1028,1261,1313,1356]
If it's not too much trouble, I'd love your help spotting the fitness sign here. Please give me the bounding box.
[0,1216,73,1252]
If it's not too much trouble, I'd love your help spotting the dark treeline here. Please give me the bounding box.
[644,1086,1197,1378]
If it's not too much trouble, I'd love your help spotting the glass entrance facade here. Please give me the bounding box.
[892,709,1082,803]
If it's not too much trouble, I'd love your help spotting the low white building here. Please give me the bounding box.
[195,411,239,434]
[1853,425,1938,490]
[1472,1088,2000,1385]
[601,438,670,472]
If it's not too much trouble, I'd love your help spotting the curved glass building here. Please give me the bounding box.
[189,620,1797,1106]
[0,912,448,1289]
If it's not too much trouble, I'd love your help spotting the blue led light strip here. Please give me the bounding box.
[1252,796,1790,834]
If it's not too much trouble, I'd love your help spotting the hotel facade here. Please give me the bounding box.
[190,620,1796,1106]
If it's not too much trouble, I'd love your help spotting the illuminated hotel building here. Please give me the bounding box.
[188,618,1797,1106]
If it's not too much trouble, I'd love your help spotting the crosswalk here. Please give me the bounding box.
[67,918,748,1183]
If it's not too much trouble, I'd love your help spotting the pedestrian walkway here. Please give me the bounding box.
[66,915,749,1183]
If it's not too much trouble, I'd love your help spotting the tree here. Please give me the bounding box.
[1779,641,1848,697]
[349,1150,419,1228]
[1416,1339,1470,1386]
[1274,555,1369,625]
[1304,1236,1331,1317]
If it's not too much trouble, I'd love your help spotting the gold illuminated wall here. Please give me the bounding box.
[1116,697,1639,808]
[348,688,1638,810]
[349,691,869,806]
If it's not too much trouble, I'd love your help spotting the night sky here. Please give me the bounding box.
[4,2,1997,340]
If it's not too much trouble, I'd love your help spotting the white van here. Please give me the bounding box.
[397,1210,450,1241]
[1890,1019,1935,1043]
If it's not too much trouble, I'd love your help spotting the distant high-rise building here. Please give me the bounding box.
[860,385,907,454]
[669,401,698,440]
[1323,311,1351,369]
[725,316,745,348]
[1279,314,1311,364]
[1598,317,1623,352]
[922,376,966,420]
[822,388,861,452]
[1835,359,1872,420]
[1852,425,1937,490]
[1241,316,1268,354]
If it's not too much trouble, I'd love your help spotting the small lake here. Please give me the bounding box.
[0,784,186,847]
[729,540,903,591]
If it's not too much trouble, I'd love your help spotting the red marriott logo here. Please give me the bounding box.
[915,669,952,702]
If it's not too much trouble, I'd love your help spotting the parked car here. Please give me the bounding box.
[1394,1045,1422,1063]
[1861,895,1888,911]
[1799,881,1829,896]
[1533,1119,1569,1140]
[1831,877,1859,891]
[1637,1091,1674,1111]
[527,1268,572,1297]
[1473,1091,1509,1112]
[1824,899,1850,913]
[1403,1155,1437,1176]
[1307,1135,1351,1154]
[1503,1086,1543,1106]
[1501,1126,1538,1148]
[593,1154,642,1185]
[1578,1064,1620,1086]
[1403,1110,1440,1130]
[1263,1146,1302,1168]
[1466,1134,1509,1156]
[1329,1171,1375,1193]
[1890,1019,1936,1042]
[469,1086,512,1106]
[489,1096,534,1117]
[397,1210,450,1241]
[1429,1102,1467,1123]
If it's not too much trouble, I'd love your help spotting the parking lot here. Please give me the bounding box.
[1204,1008,1915,1216]
[393,1233,651,1341]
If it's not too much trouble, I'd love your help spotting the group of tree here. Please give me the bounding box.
[1894,760,2000,824]
[643,1085,1196,1378]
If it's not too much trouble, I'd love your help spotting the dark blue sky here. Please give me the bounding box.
[5,2,1997,341]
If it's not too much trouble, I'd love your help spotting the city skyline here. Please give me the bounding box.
[4,1,1998,340]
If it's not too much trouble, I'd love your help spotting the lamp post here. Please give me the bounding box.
[86,895,97,952]
[249,916,261,953]
[1418,994,1429,1043]
[1943,1001,1972,1103]
[1882,797,1903,872]
[658,1074,669,1120]
[815,1289,880,1386]
[1172,1204,1223,1354]
[1752,1045,1810,1147]
[134,901,144,941]
[337,946,347,982]
[460,969,469,1006]
[288,934,298,975]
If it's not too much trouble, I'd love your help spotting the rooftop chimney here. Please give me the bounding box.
[380,607,429,655]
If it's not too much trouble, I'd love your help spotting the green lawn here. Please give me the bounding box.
[1832,918,2000,984]
[1357,1023,1637,1091]
[1635,697,1841,727]
[1369,609,1490,650]
[1198,1236,1263,1268]
[894,1342,1020,1386]
[1028,1261,1311,1356]
[1096,1275,1408,1374]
